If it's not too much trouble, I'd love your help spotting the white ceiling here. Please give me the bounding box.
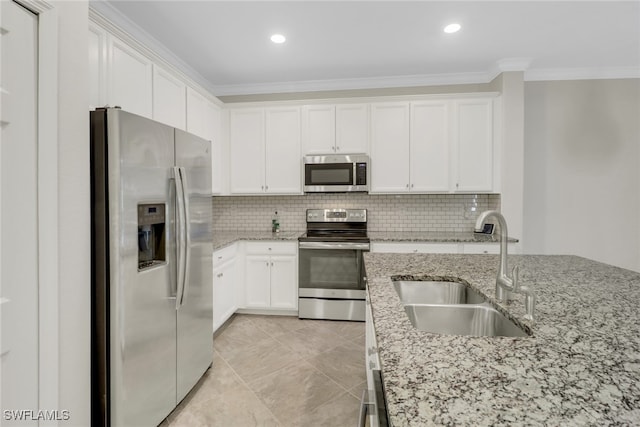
[96,1,640,96]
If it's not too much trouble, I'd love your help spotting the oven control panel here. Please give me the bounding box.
[306,209,367,223]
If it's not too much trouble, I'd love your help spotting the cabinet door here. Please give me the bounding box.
[453,99,494,192]
[335,104,369,154]
[244,255,271,308]
[89,23,107,109]
[152,66,186,130]
[302,105,335,154]
[186,87,207,139]
[269,255,297,309]
[265,107,301,194]
[370,102,410,193]
[107,35,153,118]
[229,109,265,194]
[410,101,450,192]
[213,259,236,331]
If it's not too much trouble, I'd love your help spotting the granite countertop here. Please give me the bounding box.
[368,231,519,243]
[213,230,517,251]
[364,253,640,426]
[213,230,303,251]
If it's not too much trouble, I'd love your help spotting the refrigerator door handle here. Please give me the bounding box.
[174,166,187,309]
[180,166,191,306]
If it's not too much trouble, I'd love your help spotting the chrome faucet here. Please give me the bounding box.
[475,210,536,321]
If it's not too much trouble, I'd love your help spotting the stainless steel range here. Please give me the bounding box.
[298,209,369,321]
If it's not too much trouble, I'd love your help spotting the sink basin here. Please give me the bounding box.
[404,303,529,337]
[393,280,485,305]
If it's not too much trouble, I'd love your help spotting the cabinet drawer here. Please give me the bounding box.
[245,241,297,255]
[213,243,237,267]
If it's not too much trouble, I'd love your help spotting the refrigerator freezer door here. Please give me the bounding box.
[106,109,178,427]
[174,129,213,403]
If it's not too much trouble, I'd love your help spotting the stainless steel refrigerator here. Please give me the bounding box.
[90,108,213,427]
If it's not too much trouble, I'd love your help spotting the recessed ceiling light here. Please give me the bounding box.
[270,34,286,44]
[444,23,461,34]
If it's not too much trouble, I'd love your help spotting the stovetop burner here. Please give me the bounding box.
[299,208,369,243]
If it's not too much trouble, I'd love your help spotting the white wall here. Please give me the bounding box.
[523,79,640,272]
[55,1,90,424]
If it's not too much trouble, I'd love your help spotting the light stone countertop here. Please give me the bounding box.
[213,230,517,251]
[368,231,519,243]
[363,253,640,426]
[213,230,303,251]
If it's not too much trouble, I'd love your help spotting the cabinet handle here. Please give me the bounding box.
[406,184,409,189]
[456,183,459,189]
[413,249,418,253]
[217,256,223,260]
[336,146,340,151]
[271,262,274,267]
[265,185,269,191]
[332,146,336,152]
[266,262,269,267]
[411,183,414,188]
[268,247,272,251]
[261,185,264,191]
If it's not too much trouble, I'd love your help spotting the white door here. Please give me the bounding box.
[152,65,186,129]
[265,106,301,194]
[1,2,39,425]
[453,99,494,192]
[229,108,265,194]
[269,255,297,309]
[335,104,369,154]
[370,102,410,193]
[410,101,450,192]
[301,104,335,154]
[108,35,153,118]
[244,255,271,308]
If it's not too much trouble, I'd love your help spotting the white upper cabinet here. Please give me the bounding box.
[107,35,153,118]
[453,98,494,192]
[302,103,368,154]
[229,107,301,195]
[410,101,450,192]
[152,65,186,130]
[229,108,265,194]
[370,102,411,193]
[186,87,208,139]
[265,106,301,194]
[371,97,497,194]
[302,105,335,154]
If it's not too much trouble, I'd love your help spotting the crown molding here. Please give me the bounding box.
[212,71,496,96]
[525,66,640,82]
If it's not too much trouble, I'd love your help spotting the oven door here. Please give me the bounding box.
[298,241,368,298]
[298,241,368,320]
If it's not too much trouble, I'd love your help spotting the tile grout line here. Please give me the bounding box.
[213,347,286,427]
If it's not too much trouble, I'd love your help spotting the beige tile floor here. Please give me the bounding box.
[161,314,366,427]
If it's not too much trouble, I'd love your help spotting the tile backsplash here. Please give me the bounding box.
[212,193,500,233]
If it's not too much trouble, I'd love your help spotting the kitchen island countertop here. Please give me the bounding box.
[364,252,640,426]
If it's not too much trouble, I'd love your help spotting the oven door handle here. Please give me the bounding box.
[298,241,370,251]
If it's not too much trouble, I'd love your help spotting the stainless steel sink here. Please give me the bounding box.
[393,280,485,305]
[403,303,529,337]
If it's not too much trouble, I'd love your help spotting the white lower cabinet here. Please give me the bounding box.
[213,244,238,332]
[243,242,297,310]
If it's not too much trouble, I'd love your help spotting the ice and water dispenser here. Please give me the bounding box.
[138,203,166,270]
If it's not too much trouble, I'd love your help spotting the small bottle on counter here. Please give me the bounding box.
[271,211,280,233]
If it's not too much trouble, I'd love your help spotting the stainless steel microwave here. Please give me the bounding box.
[303,154,369,193]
